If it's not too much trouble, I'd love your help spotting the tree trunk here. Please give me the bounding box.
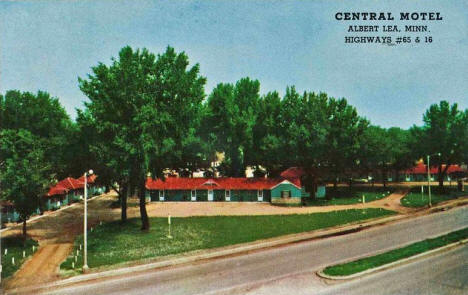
[22,219,27,241]
[438,164,444,189]
[382,166,387,188]
[121,184,128,222]
[138,181,150,231]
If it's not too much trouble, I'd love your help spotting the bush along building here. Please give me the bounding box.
[145,167,325,205]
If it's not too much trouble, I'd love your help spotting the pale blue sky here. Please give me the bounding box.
[1,0,467,128]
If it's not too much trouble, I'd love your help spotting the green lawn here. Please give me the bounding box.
[61,208,395,272]
[401,187,467,207]
[305,187,394,206]
[323,227,468,276]
[1,237,38,279]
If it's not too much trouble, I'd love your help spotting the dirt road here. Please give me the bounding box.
[3,192,119,288]
[143,190,413,216]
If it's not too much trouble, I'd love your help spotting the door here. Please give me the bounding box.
[257,190,263,202]
[191,190,196,201]
[208,190,214,201]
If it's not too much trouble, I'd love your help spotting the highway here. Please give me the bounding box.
[45,206,468,295]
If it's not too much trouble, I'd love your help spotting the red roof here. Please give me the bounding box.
[280,167,305,179]
[146,177,301,191]
[56,177,84,190]
[47,185,69,196]
[78,174,97,184]
[0,200,14,206]
[403,163,465,175]
[47,177,84,197]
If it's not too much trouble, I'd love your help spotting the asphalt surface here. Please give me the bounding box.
[235,244,468,295]
[316,245,468,295]
[45,206,468,295]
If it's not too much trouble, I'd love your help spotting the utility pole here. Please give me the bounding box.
[427,155,431,207]
[83,170,93,273]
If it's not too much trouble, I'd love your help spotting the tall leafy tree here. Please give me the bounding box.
[252,91,283,176]
[324,97,368,188]
[279,89,330,195]
[204,78,260,176]
[386,127,414,181]
[412,101,468,189]
[79,46,205,230]
[0,90,74,178]
[0,130,51,240]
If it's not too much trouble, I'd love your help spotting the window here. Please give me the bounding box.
[281,190,291,198]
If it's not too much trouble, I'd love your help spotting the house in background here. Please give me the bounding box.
[45,175,104,210]
[46,183,70,210]
[78,174,105,196]
[1,200,20,224]
[280,167,326,198]
[403,162,466,182]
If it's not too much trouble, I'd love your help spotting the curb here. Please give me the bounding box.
[317,237,468,280]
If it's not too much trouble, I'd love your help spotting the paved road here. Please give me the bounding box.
[45,206,468,295]
[234,244,468,295]
[316,245,468,295]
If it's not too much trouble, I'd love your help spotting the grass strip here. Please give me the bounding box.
[1,237,38,278]
[61,208,395,271]
[323,227,468,276]
[401,188,466,208]
[305,187,393,206]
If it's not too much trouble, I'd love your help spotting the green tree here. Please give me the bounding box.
[204,78,260,176]
[413,101,468,189]
[79,46,206,230]
[386,127,414,181]
[0,130,51,240]
[252,91,283,176]
[324,97,368,188]
[279,89,330,196]
[0,90,74,178]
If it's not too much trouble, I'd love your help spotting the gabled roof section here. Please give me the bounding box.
[55,177,84,190]
[47,185,69,197]
[201,179,220,187]
[270,179,302,190]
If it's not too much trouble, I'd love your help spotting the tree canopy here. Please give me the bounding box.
[411,101,468,188]
[78,46,206,229]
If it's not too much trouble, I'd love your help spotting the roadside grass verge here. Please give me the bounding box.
[1,236,38,279]
[323,227,468,277]
[401,186,466,208]
[305,187,394,206]
[61,208,395,272]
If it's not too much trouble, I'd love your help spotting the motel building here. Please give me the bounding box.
[145,168,325,204]
[46,174,104,210]
[403,162,465,182]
